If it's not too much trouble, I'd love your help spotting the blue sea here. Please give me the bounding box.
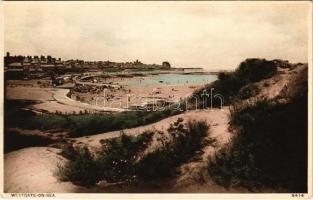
[123,73,217,87]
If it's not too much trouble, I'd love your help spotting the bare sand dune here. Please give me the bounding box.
[73,108,230,151]
[4,147,83,193]
[250,63,307,102]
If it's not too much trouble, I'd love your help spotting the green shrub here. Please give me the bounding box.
[238,84,260,100]
[208,93,308,192]
[135,146,177,179]
[57,131,154,186]
[237,58,277,82]
[193,58,278,107]
[57,119,212,186]
[96,131,154,183]
[60,143,78,160]
[10,109,181,137]
[57,146,102,187]
[136,118,212,180]
[30,114,69,130]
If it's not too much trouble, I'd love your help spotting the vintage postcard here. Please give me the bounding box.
[0,1,312,199]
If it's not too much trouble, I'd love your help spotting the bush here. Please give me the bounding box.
[136,146,177,179]
[32,114,69,130]
[60,143,78,160]
[57,131,154,186]
[238,84,259,100]
[136,118,212,180]
[96,131,154,183]
[8,108,182,137]
[57,119,212,186]
[236,58,277,82]
[208,93,308,192]
[193,58,278,107]
[57,146,102,186]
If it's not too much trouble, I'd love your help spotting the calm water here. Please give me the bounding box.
[123,73,217,86]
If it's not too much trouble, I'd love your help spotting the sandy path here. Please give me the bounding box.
[6,86,89,114]
[6,86,127,113]
[52,89,127,112]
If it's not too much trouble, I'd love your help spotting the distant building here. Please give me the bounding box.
[31,58,40,71]
[8,63,24,71]
[41,64,55,71]
[22,57,31,70]
[182,68,203,73]
[40,57,48,64]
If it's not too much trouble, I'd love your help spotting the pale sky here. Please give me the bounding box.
[4,1,311,70]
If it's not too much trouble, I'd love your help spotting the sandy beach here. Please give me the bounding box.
[6,74,210,113]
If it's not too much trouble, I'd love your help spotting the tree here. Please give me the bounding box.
[162,61,171,68]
